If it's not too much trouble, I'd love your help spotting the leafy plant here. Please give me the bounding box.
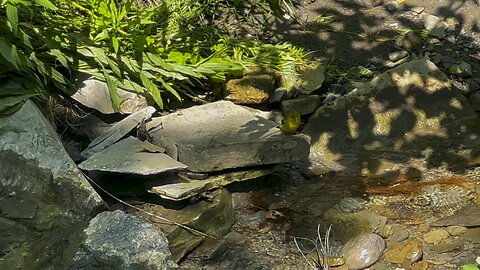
[0,0,308,114]
[294,225,336,270]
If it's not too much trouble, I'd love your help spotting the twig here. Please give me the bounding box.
[81,171,217,240]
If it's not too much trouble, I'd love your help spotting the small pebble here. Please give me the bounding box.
[341,233,385,270]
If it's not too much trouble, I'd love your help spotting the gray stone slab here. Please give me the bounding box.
[79,136,186,174]
[147,101,310,172]
[147,166,279,200]
[81,106,156,159]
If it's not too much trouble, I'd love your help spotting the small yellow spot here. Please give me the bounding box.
[281,111,301,133]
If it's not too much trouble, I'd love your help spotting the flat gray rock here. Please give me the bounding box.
[81,106,156,159]
[147,101,310,172]
[73,210,178,270]
[147,166,279,200]
[79,136,187,174]
[73,76,149,114]
[431,204,480,227]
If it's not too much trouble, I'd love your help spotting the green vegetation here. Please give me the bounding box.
[0,0,306,114]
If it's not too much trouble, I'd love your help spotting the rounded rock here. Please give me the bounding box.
[341,233,386,270]
[384,239,423,264]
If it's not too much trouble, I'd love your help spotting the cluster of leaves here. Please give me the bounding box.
[0,0,304,114]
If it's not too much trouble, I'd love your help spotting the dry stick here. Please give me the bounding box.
[81,171,217,240]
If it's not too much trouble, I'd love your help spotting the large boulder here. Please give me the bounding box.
[146,101,310,172]
[303,58,480,177]
[0,100,105,269]
[72,210,178,270]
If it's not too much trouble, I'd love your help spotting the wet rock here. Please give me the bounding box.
[340,233,385,270]
[224,73,275,104]
[79,136,187,175]
[73,76,149,114]
[389,224,409,242]
[73,210,178,270]
[424,229,449,245]
[189,239,228,261]
[446,225,467,236]
[0,100,105,269]
[133,188,235,262]
[224,231,246,246]
[147,166,279,201]
[304,58,480,177]
[81,106,156,159]
[430,238,464,253]
[338,197,366,213]
[384,56,410,68]
[412,261,429,270]
[448,62,473,77]
[147,101,310,172]
[469,92,480,112]
[429,54,443,65]
[384,239,423,264]
[432,204,480,227]
[465,78,480,92]
[389,50,409,62]
[323,209,387,242]
[423,14,449,38]
[462,228,480,243]
[398,31,423,51]
[239,210,267,229]
[280,95,322,116]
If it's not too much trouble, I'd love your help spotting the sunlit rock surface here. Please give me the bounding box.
[147,101,310,172]
[0,100,105,269]
[79,136,187,174]
[304,58,480,177]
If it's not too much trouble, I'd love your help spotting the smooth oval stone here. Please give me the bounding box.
[341,233,386,270]
[384,239,423,264]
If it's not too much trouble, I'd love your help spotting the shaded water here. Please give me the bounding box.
[182,167,480,269]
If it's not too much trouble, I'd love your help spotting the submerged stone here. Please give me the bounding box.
[431,204,480,227]
[147,101,310,172]
[340,233,385,270]
[130,188,235,262]
[79,136,186,175]
[303,58,480,177]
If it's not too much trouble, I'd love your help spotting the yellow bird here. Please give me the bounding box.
[280,111,301,133]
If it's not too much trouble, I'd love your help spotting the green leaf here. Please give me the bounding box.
[33,0,58,10]
[140,72,163,109]
[112,36,119,54]
[6,4,18,36]
[101,67,121,112]
[107,57,121,78]
[463,264,480,270]
[0,38,18,69]
[0,94,39,115]
[49,49,69,69]
[157,76,181,101]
